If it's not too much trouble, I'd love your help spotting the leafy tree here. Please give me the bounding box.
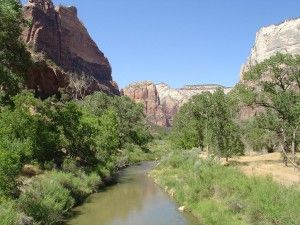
[93,107,119,162]
[243,118,278,152]
[0,0,31,105]
[172,89,244,160]
[242,53,300,167]
[55,102,96,166]
[81,93,152,149]
[0,150,22,197]
[112,96,152,148]
[210,89,244,161]
[171,106,199,149]
[0,92,61,166]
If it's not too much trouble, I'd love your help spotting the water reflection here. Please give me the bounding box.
[67,162,201,225]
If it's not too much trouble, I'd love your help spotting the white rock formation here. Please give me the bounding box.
[241,18,300,79]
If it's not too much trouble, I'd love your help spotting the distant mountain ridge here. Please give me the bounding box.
[122,81,232,127]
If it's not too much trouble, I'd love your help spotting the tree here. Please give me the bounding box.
[0,0,31,105]
[0,150,22,197]
[54,101,96,166]
[0,92,61,166]
[210,89,244,161]
[67,73,94,100]
[242,53,300,167]
[171,89,244,160]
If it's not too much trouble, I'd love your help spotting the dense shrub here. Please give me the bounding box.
[0,198,24,225]
[0,151,22,197]
[19,177,75,225]
[49,171,101,203]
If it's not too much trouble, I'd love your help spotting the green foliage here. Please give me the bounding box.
[151,149,300,225]
[0,198,24,225]
[19,177,75,225]
[0,0,31,105]
[48,171,101,203]
[243,117,278,152]
[0,92,60,166]
[81,92,152,160]
[0,151,21,197]
[172,89,244,159]
[242,53,300,161]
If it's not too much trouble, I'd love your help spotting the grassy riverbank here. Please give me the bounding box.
[150,148,300,225]
[0,145,155,225]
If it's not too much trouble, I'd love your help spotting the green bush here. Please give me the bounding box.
[49,171,101,203]
[0,198,24,225]
[0,150,22,197]
[19,177,74,225]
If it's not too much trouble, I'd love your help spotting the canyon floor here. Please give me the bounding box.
[200,152,300,186]
[227,152,300,186]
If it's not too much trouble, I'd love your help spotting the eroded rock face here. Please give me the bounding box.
[123,81,232,127]
[240,18,300,80]
[22,0,119,96]
[122,82,168,126]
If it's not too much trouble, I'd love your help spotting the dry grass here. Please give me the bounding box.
[200,152,300,186]
[229,152,300,186]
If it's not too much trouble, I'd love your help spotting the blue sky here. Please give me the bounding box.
[22,0,300,88]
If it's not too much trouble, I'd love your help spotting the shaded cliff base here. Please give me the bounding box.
[26,51,119,99]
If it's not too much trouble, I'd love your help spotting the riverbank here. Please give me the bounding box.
[0,145,157,225]
[67,162,200,225]
[150,148,300,225]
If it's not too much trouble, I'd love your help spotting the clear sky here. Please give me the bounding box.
[22,0,300,88]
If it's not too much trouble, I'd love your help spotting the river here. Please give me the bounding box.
[67,162,201,225]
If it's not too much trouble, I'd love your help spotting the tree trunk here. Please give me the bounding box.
[291,126,298,164]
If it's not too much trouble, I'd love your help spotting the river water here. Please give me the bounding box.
[67,162,201,225]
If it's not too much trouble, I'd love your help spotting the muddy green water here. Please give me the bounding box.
[67,162,201,225]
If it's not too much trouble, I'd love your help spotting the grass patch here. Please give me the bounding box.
[150,149,300,225]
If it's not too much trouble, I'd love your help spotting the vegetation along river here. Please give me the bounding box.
[67,162,201,225]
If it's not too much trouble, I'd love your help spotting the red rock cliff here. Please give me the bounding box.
[123,81,232,127]
[122,82,169,127]
[22,0,119,96]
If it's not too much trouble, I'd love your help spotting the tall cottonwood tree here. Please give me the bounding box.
[242,53,300,167]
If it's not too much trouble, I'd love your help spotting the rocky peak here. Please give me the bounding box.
[123,81,168,126]
[26,0,55,14]
[240,18,300,80]
[22,0,119,96]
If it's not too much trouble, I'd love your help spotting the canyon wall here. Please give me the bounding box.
[123,81,232,127]
[240,18,300,81]
[22,0,119,96]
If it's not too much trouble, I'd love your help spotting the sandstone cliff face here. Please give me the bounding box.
[22,0,119,96]
[123,81,232,127]
[240,18,300,80]
[122,82,168,126]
